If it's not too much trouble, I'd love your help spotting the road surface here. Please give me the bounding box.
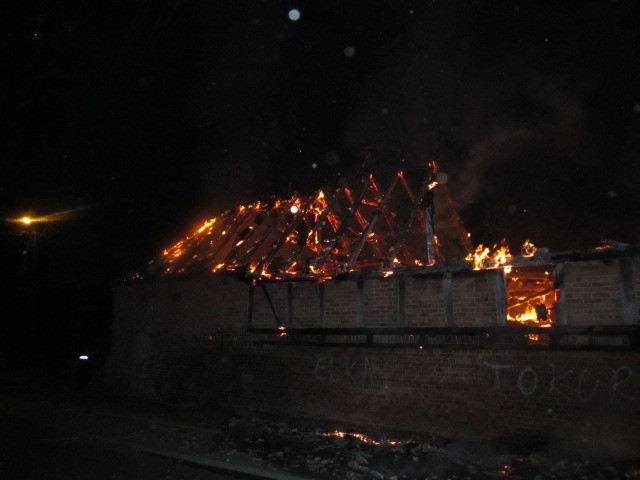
[0,413,251,480]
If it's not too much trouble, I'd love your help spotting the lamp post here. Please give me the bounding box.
[0,214,40,363]
[5,206,92,366]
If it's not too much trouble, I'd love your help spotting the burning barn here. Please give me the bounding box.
[107,165,640,456]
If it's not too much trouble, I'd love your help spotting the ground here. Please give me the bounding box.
[0,374,638,480]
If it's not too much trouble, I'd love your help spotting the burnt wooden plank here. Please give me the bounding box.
[398,276,406,326]
[443,273,454,326]
[553,263,567,326]
[494,270,507,326]
[318,282,326,327]
[619,257,639,324]
[344,174,400,271]
[247,284,254,329]
[357,277,365,327]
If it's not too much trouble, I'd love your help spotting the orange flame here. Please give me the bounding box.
[144,168,474,282]
[466,243,512,270]
[521,239,537,257]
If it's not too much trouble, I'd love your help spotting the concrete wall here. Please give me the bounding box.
[106,258,640,455]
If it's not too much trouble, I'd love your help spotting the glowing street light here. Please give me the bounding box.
[7,205,95,227]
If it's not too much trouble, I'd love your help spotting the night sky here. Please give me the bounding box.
[2,1,640,366]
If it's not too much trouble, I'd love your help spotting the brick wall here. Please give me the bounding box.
[363,277,399,326]
[324,281,358,328]
[291,282,322,327]
[562,259,625,325]
[249,271,503,329]
[238,346,640,452]
[251,282,287,327]
[405,276,447,326]
[108,275,249,402]
[106,258,640,455]
[452,271,501,327]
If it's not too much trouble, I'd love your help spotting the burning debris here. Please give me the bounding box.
[146,164,472,281]
[465,242,512,271]
[201,416,640,480]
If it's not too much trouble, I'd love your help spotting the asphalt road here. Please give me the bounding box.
[0,413,250,480]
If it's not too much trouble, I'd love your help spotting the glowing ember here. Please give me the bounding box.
[521,239,537,256]
[197,218,216,234]
[321,430,402,447]
[144,165,472,281]
[508,304,552,326]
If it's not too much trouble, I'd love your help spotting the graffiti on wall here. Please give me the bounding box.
[314,355,373,387]
[311,355,638,403]
[483,362,637,401]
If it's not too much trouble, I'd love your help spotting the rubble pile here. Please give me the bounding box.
[201,416,639,480]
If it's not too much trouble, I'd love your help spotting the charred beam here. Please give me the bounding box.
[255,199,309,275]
[248,325,640,336]
[237,202,289,267]
[343,174,400,271]
[443,272,454,326]
[386,175,429,267]
[425,183,436,266]
[619,257,639,324]
[357,277,365,327]
[398,276,406,326]
[247,283,254,329]
[372,177,401,234]
[493,270,507,326]
[319,282,325,327]
[507,287,555,311]
[313,176,374,272]
[207,206,253,266]
[553,263,567,326]
[261,282,284,326]
[219,210,267,267]
[280,188,344,274]
[287,283,293,325]
[248,325,640,350]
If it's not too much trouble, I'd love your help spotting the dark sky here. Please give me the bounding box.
[2,0,640,294]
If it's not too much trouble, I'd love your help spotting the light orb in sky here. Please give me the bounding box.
[435,172,448,185]
[288,9,301,21]
[21,216,33,225]
[290,205,299,214]
[344,46,355,57]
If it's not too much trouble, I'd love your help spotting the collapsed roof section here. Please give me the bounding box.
[149,165,474,281]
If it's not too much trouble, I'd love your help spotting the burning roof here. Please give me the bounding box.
[132,165,640,333]
[146,164,474,281]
